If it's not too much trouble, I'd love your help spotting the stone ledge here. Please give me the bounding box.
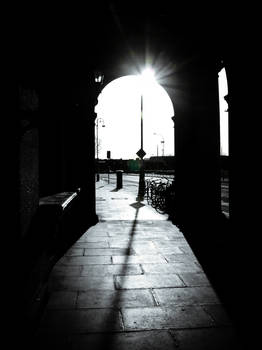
[39,191,78,216]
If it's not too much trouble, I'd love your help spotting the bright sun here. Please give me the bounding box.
[95,74,175,160]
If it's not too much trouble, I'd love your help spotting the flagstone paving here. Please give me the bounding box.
[34,179,242,349]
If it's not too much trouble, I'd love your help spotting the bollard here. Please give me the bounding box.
[116,170,123,189]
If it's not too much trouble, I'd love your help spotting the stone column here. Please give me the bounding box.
[72,75,103,228]
[172,57,221,236]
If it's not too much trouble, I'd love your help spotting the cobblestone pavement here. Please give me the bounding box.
[34,180,242,349]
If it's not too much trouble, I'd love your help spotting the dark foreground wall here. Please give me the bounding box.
[13,71,101,341]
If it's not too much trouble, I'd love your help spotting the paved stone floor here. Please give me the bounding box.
[34,180,243,349]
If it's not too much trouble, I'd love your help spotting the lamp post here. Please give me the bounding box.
[136,68,155,201]
[93,71,104,182]
[171,115,175,157]
[153,132,165,156]
[136,93,146,201]
[95,118,105,182]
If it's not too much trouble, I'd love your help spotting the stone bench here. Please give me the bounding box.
[39,191,78,213]
[38,190,80,258]
[22,191,80,329]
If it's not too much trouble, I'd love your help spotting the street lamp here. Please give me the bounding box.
[153,132,165,157]
[136,68,155,201]
[171,115,175,156]
[136,93,145,201]
[93,71,105,182]
[94,71,104,84]
[95,117,105,181]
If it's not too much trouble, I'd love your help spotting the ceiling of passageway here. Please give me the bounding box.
[17,0,229,82]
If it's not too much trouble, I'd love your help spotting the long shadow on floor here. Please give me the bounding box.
[95,200,142,350]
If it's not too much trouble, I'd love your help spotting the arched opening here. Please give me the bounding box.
[218,67,229,218]
[94,73,175,214]
[95,74,174,159]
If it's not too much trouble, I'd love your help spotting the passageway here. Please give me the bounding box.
[13,2,259,349]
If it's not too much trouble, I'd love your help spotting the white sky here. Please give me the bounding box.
[218,68,229,156]
[95,69,229,159]
[95,74,175,159]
